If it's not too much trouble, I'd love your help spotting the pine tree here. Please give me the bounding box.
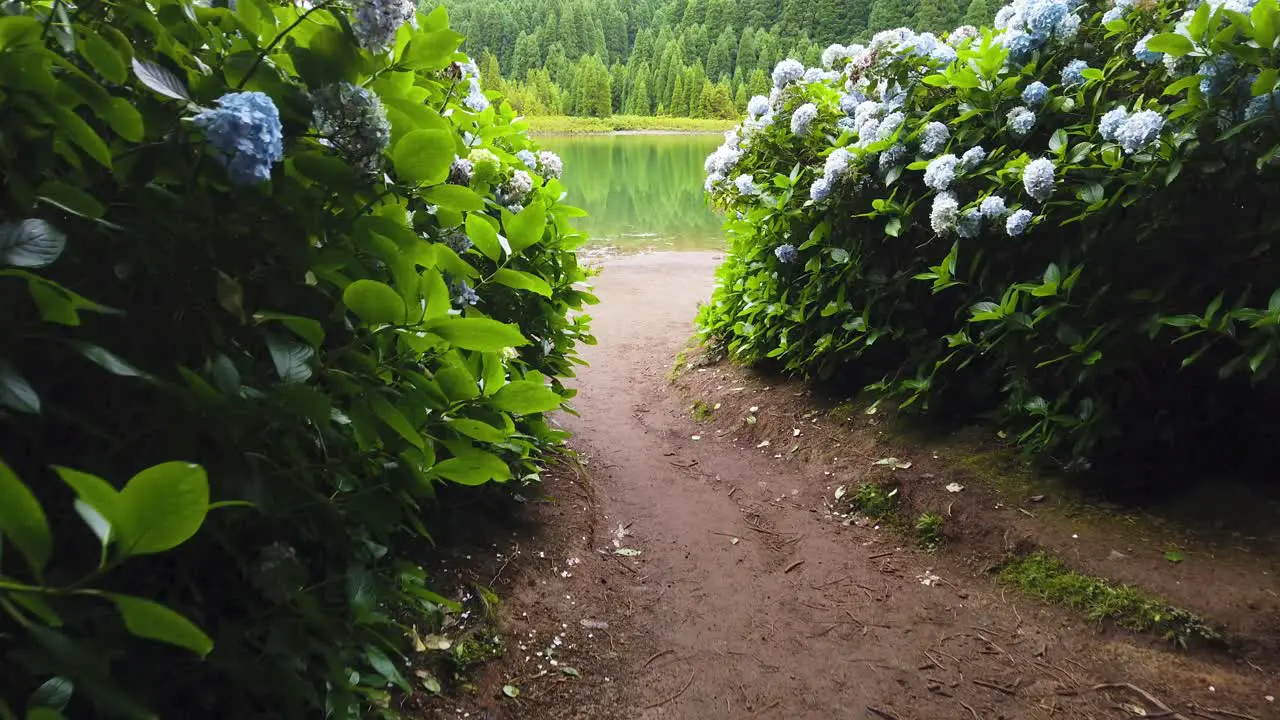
[571,55,613,117]
[610,62,627,113]
[914,0,964,32]
[625,62,653,114]
[478,50,504,92]
[669,73,687,115]
[962,0,1001,26]
[867,0,919,34]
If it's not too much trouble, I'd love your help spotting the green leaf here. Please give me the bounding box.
[265,333,314,384]
[435,365,480,402]
[344,279,407,325]
[1144,33,1194,56]
[369,394,425,450]
[27,677,73,712]
[53,466,122,549]
[253,312,324,347]
[0,358,39,414]
[433,452,510,486]
[25,709,64,720]
[36,181,105,219]
[503,202,546,253]
[502,685,520,699]
[392,130,454,185]
[365,646,411,692]
[131,57,189,100]
[424,184,486,211]
[884,217,901,237]
[491,380,562,414]
[100,97,144,143]
[448,417,509,443]
[465,212,502,260]
[50,106,110,168]
[492,268,551,297]
[0,458,52,575]
[107,593,213,657]
[0,220,65,268]
[1253,68,1279,96]
[401,29,464,70]
[1049,128,1068,152]
[78,30,126,83]
[427,317,528,351]
[1164,550,1185,563]
[117,462,209,556]
[73,342,148,377]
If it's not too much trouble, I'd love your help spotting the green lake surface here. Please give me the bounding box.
[540,133,726,253]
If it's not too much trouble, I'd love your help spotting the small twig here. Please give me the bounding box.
[922,650,946,671]
[845,609,867,626]
[710,531,740,539]
[669,459,699,468]
[867,706,904,720]
[1196,708,1260,720]
[1090,684,1187,720]
[612,555,639,574]
[745,521,784,537]
[728,486,738,497]
[868,551,895,560]
[783,560,805,574]
[972,679,1016,696]
[959,701,981,719]
[645,670,695,709]
[643,649,673,668]
[1018,508,1035,518]
[813,574,851,589]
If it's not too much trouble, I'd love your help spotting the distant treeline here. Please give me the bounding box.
[442,0,1001,117]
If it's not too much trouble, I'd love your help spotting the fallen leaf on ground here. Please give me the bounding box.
[873,457,912,469]
[945,482,965,493]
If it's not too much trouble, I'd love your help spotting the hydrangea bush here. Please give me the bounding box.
[0,0,592,717]
[699,0,1280,467]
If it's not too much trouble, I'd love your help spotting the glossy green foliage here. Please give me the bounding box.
[0,0,594,716]
[699,0,1280,468]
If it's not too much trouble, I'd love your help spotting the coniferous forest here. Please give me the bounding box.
[443,0,1002,118]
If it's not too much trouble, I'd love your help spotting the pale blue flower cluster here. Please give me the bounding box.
[1099,107,1129,140]
[932,44,959,64]
[921,122,950,155]
[735,174,759,195]
[516,149,537,168]
[1102,6,1124,23]
[775,244,799,263]
[958,208,983,238]
[994,0,1081,61]
[924,154,958,191]
[1025,0,1068,36]
[810,177,833,202]
[822,44,851,69]
[443,229,472,254]
[791,103,819,136]
[1022,158,1055,201]
[1061,59,1089,86]
[879,143,908,173]
[448,156,473,185]
[1133,34,1161,64]
[1022,81,1049,106]
[837,117,858,133]
[310,82,391,176]
[804,68,841,84]
[949,25,979,45]
[537,150,564,179]
[772,59,805,88]
[931,192,960,234]
[839,94,862,116]
[1115,110,1165,154]
[812,148,852,202]
[854,100,882,129]
[1199,55,1235,97]
[747,95,771,118]
[1245,90,1280,120]
[193,91,284,185]
[877,111,905,141]
[1007,106,1036,137]
[1006,208,1034,236]
[353,0,416,53]
[463,78,490,112]
[960,146,987,172]
[452,279,479,306]
[980,195,1007,218]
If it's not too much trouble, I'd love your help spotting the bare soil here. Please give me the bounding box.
[419,251,1280,720]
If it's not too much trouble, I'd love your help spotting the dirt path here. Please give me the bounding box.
[424,252,1277,720]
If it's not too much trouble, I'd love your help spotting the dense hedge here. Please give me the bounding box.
[0,0,593,717]
[699,0,1280,467]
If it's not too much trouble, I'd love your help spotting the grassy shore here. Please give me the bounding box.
[524,114,736,134]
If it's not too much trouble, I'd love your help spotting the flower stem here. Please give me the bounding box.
[236,4,329,91]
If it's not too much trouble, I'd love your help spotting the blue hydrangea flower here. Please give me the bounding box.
[452,279,479,306]
[193,91,284,185]
[931,44,959,64]
[960,146,987,172]
[1133,34,1161,64]
[1026,0,1069,36]
[536,150,563,179]
[772,59,805,88]
[443,229,472,254]
[1007,106,1037,137]
[1005,31,1043,62]
[448,156,473,185]
[1022,158,1056,201]
[1061,59,1089,86]
[775,244,800,263]
[735,174,759,195]
[1245,90,1280,120]
[1022,81,1049,106]
[1055,12,1081,39]
[1006,208,1034,236]
[791,103,818,136]
[924,154,958,191]
[837,117,858,133]
[994,5,1017,29]
[1199,55,1235,97]
[1115,110,1165,154]
[957,208,983,238]
[879,143,907,173]
[1099,107,1128,140]
[921,122,950,155]
[463,78,490,112]
[516,149,537,168]
[353,0,416,53]
[1102,6,1124,22]
[310,82,391,176]
[747,95,770,118]
[854,100,882,128]
[980,195,1007,218]
[876,111,905,141]
[824,148,853,179]
[822,43,850,68]
[931,192,960,234]
[810,176,833,202]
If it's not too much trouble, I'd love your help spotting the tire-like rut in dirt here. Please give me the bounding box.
[557,252,1274,720]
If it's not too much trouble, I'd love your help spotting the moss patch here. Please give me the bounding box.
[998,552,1220,648]
[916,512,945,551]
[690,399,715,422]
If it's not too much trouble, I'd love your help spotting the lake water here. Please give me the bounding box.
[540,133,726,253]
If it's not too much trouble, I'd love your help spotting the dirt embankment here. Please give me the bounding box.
[419,252,1279,720]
